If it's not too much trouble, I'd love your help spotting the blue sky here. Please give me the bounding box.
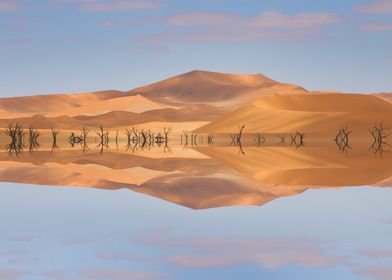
[0,0,391,97]
[1,183,392,279]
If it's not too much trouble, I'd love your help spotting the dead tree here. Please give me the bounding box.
[69,132,83,147]
[163,127,172,153]
[191,133,198,147]
[115,130,119,149]
[81,127,90,151]
[254,133,266,146]
[124,129,132,149]
[278,135,286,144]
[5,123,25,157]
[96,125,109,153]
[334,126,351,153]
[181,131,189,147]
[207,135,214,145]
[290,132,305,148]
[230,125,245,145]
[369,121,390,158]
[230,125,246,155]
[50,127,60,152]
[28,127,40,152]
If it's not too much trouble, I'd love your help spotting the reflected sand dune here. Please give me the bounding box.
[0,140,390,209]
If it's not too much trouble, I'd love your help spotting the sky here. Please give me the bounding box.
[0,0,391,97]
[0,183,392,279]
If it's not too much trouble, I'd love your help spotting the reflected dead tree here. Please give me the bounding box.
[50,127,60,152]
[334,126,351,153]
[124,129,132,149]
[191,133,198,147]
[181,131,188,147]
[28,126,40,152]
[115,130,119,149]
[69,127,89,151]
[163,127,172,153]
[207,135,214,145]
[290,131,305,148]
[96,125,110,153]
[369,121,390,158]
[230,124,246,156]
[254,133,266,146]
[5,122,25,157]
[278,135,286,144]
[182,131,198,148]
[81,127,89,152]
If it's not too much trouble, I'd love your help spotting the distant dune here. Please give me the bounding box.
[130,70,308,107]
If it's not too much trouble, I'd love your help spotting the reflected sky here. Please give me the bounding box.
[0,182,391,280]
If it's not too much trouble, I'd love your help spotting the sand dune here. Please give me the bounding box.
[0,91,174,118]
[0,143,390,209]
[0,70,307,128]
[374,92,392,103]
[0,107,219,129]
[1,70,388,131]
[131,70,308,108]
[198,93,392,136]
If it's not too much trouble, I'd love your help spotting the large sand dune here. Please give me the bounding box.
[197,93,392,136]
[0,70,308,128]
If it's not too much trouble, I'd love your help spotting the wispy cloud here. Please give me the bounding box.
[360,249,392,258]
[0,269,26,280]
[80,268,162,280]
[50,0,164,12]
[0,0,22,11]
[167,11,340,30]
[357,267,392,280]
[361,22,392,31]
[133,10,340,46]
[357,0,392,13]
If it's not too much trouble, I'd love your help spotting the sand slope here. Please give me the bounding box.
[374,92,392,103]
[0,70,309,128]
[131,70,308,108]
[198,93,392,135]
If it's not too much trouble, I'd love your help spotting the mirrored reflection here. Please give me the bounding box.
[0,122,390,210]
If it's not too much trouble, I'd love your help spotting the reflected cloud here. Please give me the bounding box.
[133,232,341,270]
